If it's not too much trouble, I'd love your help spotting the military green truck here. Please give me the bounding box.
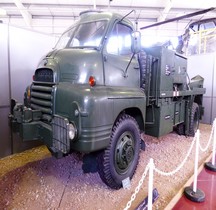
[9,11,205,189]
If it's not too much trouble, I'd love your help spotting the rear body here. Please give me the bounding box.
[142,46,205,137]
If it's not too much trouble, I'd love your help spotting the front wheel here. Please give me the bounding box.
[98,114,141,189]
[188,102,200,137]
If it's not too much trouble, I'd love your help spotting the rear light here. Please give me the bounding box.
[32,75,35,81]
[89,76,96,87]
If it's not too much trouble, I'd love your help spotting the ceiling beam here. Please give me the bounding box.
[13,0,32,27]
[157,0,173,22]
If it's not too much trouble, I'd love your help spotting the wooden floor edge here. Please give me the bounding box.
[164,153,213,210]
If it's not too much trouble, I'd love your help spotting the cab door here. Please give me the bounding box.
[103,22,140,87]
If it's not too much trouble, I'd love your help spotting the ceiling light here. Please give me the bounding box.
[0,8,7,16]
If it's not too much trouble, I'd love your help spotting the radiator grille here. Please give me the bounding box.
[30,83,54,121]
[52,115,70,154]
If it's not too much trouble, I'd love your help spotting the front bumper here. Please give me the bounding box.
[9,100,71,157]
[9,105,52,143]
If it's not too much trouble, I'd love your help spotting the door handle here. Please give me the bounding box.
[134,65,140,70]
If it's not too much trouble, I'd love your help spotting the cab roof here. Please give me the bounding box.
[78,10,134,28]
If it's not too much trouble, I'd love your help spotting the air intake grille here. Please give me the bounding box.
[34,68,53,82]
[52,115,70,154]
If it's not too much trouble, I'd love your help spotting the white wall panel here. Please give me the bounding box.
[214,53,216,98]
[0,24,10,106]
[9,25,55,102]
[188,53,216,124]
[0,24,11,158]
[0,107,12,158]
[212,98,216,123]
[212,54,216,123]
[188,54,215,97]
[0,24,55,158]
[202,97,213,124]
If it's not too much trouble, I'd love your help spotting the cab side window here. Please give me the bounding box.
[106,23,132,56]
[199,21,215,31]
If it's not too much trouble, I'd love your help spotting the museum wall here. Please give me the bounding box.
[187,53,216,124]
[0,23,55,158]
[0,24,11,158]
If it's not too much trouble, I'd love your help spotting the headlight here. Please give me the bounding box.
[68,123,76,140]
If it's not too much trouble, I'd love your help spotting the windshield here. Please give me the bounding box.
[54,20,107,50]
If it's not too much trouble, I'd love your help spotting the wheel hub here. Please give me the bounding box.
[115,132,135,173]
[125,145,134,163]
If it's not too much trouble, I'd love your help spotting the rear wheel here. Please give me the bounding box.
[98,114,141,189]
[188,102,200,137]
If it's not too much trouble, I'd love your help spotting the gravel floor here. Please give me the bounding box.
[0,123,213,210]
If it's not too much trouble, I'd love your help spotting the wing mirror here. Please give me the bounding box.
[131,31,141,54]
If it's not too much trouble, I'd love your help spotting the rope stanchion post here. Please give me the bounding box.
[148,158,154,210]
[193,130,199,193]
[205,119,216,171]
[184,130,205,203]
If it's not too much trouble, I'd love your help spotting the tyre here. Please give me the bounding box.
[176,123,185,135]
[188,102,200,137]
[98,114,141,189]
